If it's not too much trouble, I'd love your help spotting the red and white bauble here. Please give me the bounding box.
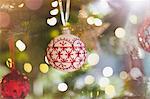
[138,18,150,52]
[46,28,87,72]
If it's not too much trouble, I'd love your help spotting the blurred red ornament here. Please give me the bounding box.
[138,18,150,52]
[0,70,30,99]
[46,28,87,72]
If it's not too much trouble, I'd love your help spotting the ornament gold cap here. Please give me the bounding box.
[62,24,71,34]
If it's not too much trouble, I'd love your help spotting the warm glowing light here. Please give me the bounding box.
[129,14,138,24]
[18,3,25,8]
[16,40,26,52]
[84,75,95,85]
[44,56,49,64]
[103,67,113,77]
[87,16,95,25]
[58,83,68,92]
[50,8,59,16]
[39,63,49,73]
[94,18,103,26]
[47,17,57,26]
[120,71,128,79]
[50,30,59,38]
[105,85,116,97]
[24,63,32,73]
[99,77,110,89]
[130,67,142,80]
[51,1,58,8]
[9,5,15,9]
[6,58,13,68]
[87,52,100,66]
[115,27,126,38]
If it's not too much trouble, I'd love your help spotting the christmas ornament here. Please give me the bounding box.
[0,33,30,99]
[138,17,150,52]
[46,0,87,72]
[1,70,30,99]
[46,28,87,72]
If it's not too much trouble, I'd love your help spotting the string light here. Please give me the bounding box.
[39,63,49,73]
[16,40,26,52]
[84,75,95,85]
[58,83,68,92]
[50,8,59,16]
[6,58,13,68]
[115,27,126,38]
[120,71,128,80]
[51,1,58,8]
[47,17,57,26]
[87,52,99,66]
[129,14,138,24]
[130,67,142,80]
[18,3,25,8]
[102,67,113,77]
[50,30,60,38]
[44,56,49,64]
[99,77,110,89]
[87,16,95,25]
[105,85,116,97]
[94,18,103,26]
[24,63,32,73]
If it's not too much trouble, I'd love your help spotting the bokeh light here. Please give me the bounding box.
[87,52,100,66]
[18,3,25,8]
[6,58,13,68]
[25,0,43,10]
[51,1,58,8]
[9,5,15,9]
[130,67,142,80]
[58,83,68,92]
[129,14,138,24]
[84,75,95,85]
[47,17,57,26]
[24,63,32,73]
[115,27,126,38]
[39,63,49,73]
[102,67,113,77]
[0,12,11,28]
[50,30,60,38]
[105,85,116,97]
[87,16,95,25]
[120,71,128,79]
[44,56,49,64]
[94,18,103,26]
[50,8,59,16]
[16,40,26,52]
[99,77,110,89]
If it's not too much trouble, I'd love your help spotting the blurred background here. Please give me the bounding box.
[0,0,150,99]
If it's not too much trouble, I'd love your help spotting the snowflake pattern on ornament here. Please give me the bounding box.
[46,33,87,72]
[138,18,150,52]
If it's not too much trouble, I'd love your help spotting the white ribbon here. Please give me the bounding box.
[58,0,70,26]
